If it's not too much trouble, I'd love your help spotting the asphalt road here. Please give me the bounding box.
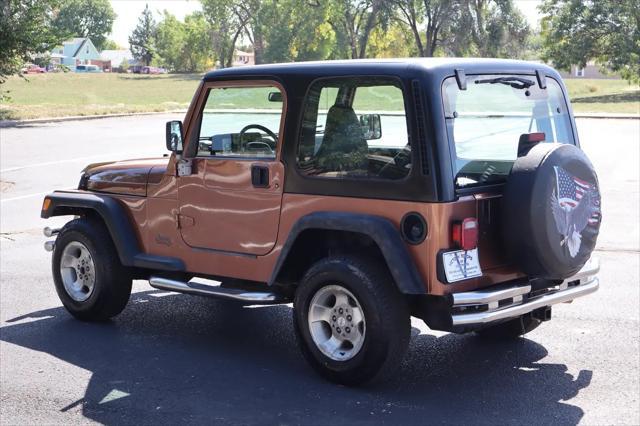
[1,116,639,425]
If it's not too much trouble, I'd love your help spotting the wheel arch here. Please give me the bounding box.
[42,191,184,272]
[269,211,426,295]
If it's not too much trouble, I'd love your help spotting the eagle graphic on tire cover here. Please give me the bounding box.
[551,166,601,257]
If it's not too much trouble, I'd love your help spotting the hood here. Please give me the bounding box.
[82,158,169,196]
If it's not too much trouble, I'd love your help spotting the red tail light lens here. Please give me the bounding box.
[526,132,545,142]
[452,218,479,251]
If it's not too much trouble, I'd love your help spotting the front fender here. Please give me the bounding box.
[42,191,184,271]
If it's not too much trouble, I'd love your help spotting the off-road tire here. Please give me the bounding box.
[293,255,410,385]
[52,217,132,321]
[476,314,541,340]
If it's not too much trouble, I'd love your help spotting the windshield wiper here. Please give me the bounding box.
[474,76,535,90]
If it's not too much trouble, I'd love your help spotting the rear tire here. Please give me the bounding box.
[293,255,410,385]
[475,314,541,340]
[52,217,132,321]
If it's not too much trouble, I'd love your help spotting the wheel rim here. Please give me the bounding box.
[307,284,366,361]
[59,241,96,302]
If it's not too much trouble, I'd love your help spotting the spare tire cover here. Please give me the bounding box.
[502,143,602,279]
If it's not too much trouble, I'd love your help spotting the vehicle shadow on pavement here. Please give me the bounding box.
[0,289,592,425]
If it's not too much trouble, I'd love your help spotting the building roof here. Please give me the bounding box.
[72,38,89,57]
[100,50,134,67]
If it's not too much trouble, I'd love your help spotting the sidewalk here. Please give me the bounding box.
[0,110,188,128]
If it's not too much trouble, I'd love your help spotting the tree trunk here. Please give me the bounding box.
[411,25,425,57]
[253,30,264,65]
[357,1,381,59]
[425,21,436,57]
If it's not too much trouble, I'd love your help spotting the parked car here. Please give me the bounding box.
[22,64,46,74]
[141,66,167,75]
[75,64,102,73]
[42,58,602,385]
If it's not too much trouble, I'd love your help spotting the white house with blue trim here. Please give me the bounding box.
[50,38,101,70]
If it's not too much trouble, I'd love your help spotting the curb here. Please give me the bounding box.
[0,110,188,128]
[574,113,639,120]
[1,110,638,128]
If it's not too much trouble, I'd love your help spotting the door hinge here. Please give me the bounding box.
[177,159,192,177]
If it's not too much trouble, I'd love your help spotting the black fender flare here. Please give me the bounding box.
[269,211,426,295]
[42,191,184,271]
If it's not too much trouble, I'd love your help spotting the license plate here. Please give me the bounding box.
[442,248,482,283]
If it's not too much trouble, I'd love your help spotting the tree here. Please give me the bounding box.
[0,0,66,90]
[128,4,156,66]
[462,0,530,58]
[390,0,459,57]
[540,0,639,83]
[182,13,213,71]
[328,0,388,59]
[251,0,334,64]
[201,0,247,68]
[154,12,184,71]
[368,21,416,57]
[101,40,122,50]
[155,11,212,72]
[390,0,530,58]
[52,0,116,50]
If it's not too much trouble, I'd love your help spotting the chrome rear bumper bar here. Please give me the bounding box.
[451,257,600,328]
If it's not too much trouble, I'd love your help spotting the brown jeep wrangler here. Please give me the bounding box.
[42,59,601,385]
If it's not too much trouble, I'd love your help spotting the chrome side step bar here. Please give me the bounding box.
[149,277,285,304]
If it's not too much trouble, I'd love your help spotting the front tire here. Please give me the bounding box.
[293,256,410,385]
[52,218,132,321]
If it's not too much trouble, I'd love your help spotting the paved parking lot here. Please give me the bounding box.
[1,116,638,425]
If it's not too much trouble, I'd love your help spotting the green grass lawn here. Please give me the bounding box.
[0,73,202,120]
[0,72,638,120]
[564,79,639,114]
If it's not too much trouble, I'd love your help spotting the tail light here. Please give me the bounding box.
[452,218,478,251]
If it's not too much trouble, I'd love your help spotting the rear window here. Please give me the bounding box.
[442,74,574,189]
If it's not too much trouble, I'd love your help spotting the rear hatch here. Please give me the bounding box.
[441,73,577,286]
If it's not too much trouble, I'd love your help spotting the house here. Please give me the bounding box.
[558,61,621,80]
[49,38,102,70]
[231,50,255,67]
[100,49,136,72]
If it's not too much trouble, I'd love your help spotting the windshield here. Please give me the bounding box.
[442,74,574,189]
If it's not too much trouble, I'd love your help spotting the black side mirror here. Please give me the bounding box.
[359,114,382,140]
[166,120,184,153]
[268,91,283,102]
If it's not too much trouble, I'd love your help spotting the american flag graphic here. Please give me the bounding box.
[554,166,600,225]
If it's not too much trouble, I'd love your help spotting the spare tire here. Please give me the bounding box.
[502,143,601,279]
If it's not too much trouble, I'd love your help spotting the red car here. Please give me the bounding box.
[22,65,46,74]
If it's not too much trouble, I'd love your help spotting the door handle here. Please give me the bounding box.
[251,165,269,188]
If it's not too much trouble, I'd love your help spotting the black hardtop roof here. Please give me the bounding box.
[203,58,560,82]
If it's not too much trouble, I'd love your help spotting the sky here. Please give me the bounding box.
[109,0,543,49]
[110,0,202,48]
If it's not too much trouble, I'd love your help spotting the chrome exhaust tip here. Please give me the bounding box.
[44,241,55,252]
[43,227,60,237]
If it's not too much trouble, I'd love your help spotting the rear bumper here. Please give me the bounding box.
[450,257,599,330]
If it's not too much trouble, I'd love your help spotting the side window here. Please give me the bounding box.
[297,78,411,180]
[196,85,284,159]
